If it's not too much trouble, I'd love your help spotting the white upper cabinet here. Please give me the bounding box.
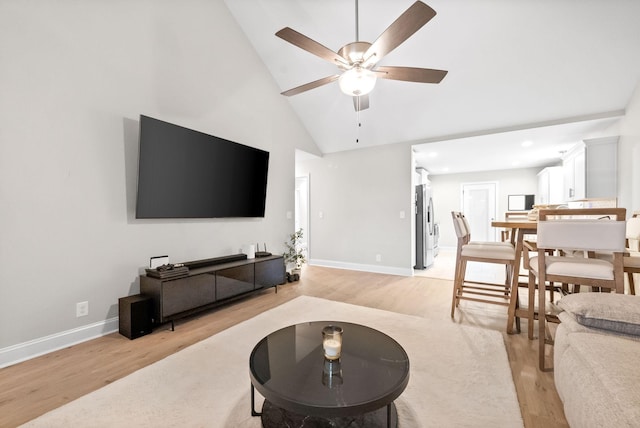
[584,137,618,198]
[563,143,586,201]
[562,137,618,201]
[537,166,564,205]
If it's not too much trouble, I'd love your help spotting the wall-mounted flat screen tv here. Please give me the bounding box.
[135,115,269,218]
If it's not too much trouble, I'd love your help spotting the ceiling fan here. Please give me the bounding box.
[275,0,448,111]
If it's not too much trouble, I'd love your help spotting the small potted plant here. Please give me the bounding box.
[284,228,306,280]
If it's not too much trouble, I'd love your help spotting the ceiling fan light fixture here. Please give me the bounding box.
[339,67,377,96]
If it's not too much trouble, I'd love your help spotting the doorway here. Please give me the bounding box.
[461,182,498,241]
[295,175,309,259]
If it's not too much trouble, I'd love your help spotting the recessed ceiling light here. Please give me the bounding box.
[521,140,534,147]
[428,152,438,158]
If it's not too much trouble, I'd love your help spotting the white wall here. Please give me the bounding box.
[296,144,414,276]
[618,81,640,214]
[0,0,319,364]
[430,167,541,248]
[295,145,542,273]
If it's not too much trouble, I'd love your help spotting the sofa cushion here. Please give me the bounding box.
[558,293,640,337]
[554,328,640,428]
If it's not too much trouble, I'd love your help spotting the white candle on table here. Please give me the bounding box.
[324,338,341,359]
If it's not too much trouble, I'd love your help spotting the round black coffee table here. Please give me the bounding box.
[249,321,410,428]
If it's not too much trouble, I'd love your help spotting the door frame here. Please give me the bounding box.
[295,175,310,261]
[460,181,499,242]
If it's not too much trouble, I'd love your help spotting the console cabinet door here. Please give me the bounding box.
[163,274,215,317]
[216,265,254,300]
[255,257,285,289]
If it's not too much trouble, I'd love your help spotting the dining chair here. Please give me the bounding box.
[501,211,529,242]
[452,212,514,305]
[459,212,514,249]
[450,211,517,319]
[623,215,640,295]
[592,212,640,295]
[527,208,627,371]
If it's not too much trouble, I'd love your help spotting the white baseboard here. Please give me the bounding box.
[309,259,413,277]
[0,317,119,369]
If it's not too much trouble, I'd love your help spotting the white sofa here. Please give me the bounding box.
[554,293,640,428]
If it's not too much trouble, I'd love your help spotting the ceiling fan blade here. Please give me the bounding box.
[276,27,349,66]
[364,1,436,65]
[374,66,447,83]
[353,95,370,111]
[281,75,341,97]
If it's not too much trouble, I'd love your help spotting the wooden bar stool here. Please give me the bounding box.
[527,208,627,371]
[450,212,517,319]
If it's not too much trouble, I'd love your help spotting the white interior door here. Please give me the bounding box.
[461,182,497,242]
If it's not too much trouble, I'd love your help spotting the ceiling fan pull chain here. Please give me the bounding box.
[356,103,361,143]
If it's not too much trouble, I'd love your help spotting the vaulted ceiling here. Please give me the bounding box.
[224,0,640,174]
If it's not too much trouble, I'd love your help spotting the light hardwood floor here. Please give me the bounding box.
[0,265,569,428]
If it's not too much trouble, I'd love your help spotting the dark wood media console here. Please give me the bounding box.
[140,254,285,328]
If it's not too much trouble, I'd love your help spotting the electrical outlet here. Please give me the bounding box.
[376,254,382,262]
[76,301,89,317]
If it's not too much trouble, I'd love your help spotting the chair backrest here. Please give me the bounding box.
[627,217,640,240]
[626,217,640,252]
[505,211,529,219]
[460,213,470,234]
[451,211,470,242]
[537,208,627,252]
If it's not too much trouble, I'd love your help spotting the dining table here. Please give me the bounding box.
[491,217,538,334]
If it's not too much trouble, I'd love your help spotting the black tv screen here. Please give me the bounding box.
[135,115,269,218]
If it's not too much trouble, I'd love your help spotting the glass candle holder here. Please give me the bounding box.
[322,325,343,360]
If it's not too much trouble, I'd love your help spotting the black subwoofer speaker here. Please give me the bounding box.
[119,294,153,340]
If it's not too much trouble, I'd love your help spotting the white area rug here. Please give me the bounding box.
[22,296,523,427]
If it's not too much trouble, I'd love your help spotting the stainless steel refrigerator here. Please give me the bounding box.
[415,184,436,269]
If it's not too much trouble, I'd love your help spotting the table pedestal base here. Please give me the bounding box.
[260,400,398,428]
